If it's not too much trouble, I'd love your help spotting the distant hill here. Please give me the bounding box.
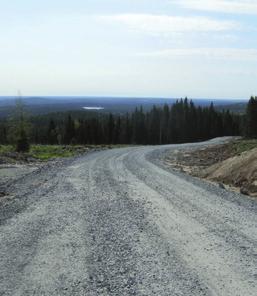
[0,96,247,118]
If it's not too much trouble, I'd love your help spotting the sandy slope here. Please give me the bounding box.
[203,147,257,196]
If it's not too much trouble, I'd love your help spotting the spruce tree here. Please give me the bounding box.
[246,96,257,138]
[47,119,57,145]
[8,99,30,152]
[64,115,75,144]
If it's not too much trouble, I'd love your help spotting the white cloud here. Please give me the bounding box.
[97,14,238,35]
[177,0,257,15]
[139,48,257,60]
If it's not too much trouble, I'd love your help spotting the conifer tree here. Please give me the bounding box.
[47,119,57,145]
[64,115,75,144]
[246,96,257,138]
[8,99,30,152]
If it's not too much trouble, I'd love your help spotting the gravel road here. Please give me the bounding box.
[0,138,256,296]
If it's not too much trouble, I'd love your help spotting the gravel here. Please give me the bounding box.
[0,138,256,295]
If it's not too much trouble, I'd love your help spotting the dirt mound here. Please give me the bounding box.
[202,148,257,196]
[164,143,237,176]
[164,139,257,197]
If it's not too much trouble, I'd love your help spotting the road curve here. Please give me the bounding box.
[0,139,257,296]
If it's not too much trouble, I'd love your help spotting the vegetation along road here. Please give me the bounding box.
[0,138,256,296]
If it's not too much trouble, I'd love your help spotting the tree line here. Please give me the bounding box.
[0,98,244,151]
[3,96,257,150]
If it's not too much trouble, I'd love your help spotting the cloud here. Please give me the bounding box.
[139,48,257,60]
[176,0,257,15]
[97,14,238,35]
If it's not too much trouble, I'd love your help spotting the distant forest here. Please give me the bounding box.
[0,98,245,149]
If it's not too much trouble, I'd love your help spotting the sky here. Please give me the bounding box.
[0,0,257,99]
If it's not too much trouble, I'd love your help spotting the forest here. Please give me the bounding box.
[0,97,255,151]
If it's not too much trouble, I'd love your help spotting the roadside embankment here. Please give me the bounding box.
[165,139,257,197]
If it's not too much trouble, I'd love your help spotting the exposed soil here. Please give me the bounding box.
[165,140,257,197]
[202,148,257,197]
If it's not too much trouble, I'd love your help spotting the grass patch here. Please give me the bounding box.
[0,143,133,162]
[0,145,14,154]
[231,139,257,154]
[0,144,88,161]
[30,145,82,161]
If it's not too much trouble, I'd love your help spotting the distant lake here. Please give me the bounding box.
[83,107,104,110]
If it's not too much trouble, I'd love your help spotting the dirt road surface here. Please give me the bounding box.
[0,138,256,296]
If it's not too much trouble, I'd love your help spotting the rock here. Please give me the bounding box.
[242,183,257,197]
[218,183,225,189]
[240,187,249,196]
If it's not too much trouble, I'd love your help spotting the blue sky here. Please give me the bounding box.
[0,0,257,98]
